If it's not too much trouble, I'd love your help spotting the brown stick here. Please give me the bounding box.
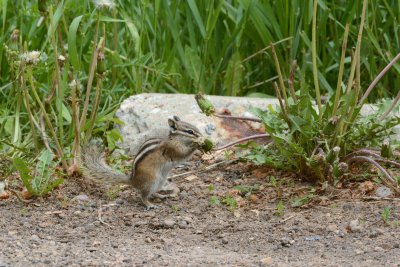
[346,156,395,183]
[214,113,262,122]
[212,134,270,151]
[359,52,400,104]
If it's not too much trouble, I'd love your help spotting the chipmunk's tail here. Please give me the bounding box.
[79,145,131,185]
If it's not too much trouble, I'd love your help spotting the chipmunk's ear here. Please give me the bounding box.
[168,118,177,132]
[173,115,181,121]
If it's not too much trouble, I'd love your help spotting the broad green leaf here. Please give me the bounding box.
[185,46,204,89]
[224,51,242,96]
[187,0,206,38]
[41,1,64,51]
[68,15,84,71]
[61,103,72,123]
[12,158,34,193]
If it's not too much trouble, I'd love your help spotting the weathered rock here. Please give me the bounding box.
[115,93,400,155]
[115,93,272,155]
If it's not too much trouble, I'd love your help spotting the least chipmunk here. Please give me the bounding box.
[80,116,204,209]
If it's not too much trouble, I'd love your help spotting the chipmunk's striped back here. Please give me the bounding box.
[133,138,163,171]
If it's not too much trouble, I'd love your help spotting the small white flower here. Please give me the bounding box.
[93,0,115,10]
[69,79,82,91]
[20,51,47,65]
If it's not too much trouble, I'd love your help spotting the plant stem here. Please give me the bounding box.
[49,5,64,150]
[312,0,322,122]
[79,33,104,131]
[359,52,400,104]
[27,67,69,172]
[71,81,80,163]
[346,155,395,183]
[112,9,118,86]
[20,61,39,153]
[85,74,104,141]
[332,24,349,118]
[288,60,297,103]
[345,0,368,96]
[380,89,400,119]
[242,36,292,62]
[273,82,290,126]
[270,44,289,110]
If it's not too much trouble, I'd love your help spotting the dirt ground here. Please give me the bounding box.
[1,158,400,267]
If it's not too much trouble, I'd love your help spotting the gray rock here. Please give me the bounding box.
[0,181,5,193]
[72,194,90,202]
[280,237,294,247]
[355,249,364,255]
[349,219,363,233]
[115,93,272,155]
[115,93,400,154]
[178,221,188,229]
[304,236,322,241]
[0,258,7,267]
[163,219,176,228]
[375,186,393,198]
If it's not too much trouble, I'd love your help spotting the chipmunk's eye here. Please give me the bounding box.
[185,129,194,135]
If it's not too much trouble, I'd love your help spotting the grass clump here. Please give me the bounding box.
[197,0,400,187]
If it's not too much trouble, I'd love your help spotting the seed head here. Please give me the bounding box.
[93,0,116,10]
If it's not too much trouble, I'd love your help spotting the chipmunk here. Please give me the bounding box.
[80,116,205,209]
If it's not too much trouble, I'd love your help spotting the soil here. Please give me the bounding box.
[1,158,400,267]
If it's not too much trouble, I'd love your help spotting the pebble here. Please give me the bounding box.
[355,249,364,255]
[30,234,40,241]
[178,221,188,229]
[304,236,322,241]
[280,237,294,247]
[134,221,148,227]
[349,220,363,232]
[221,237,229,244]
[163,219,176,228]
[369,229,384,238]
[0,181,5,192]
[327,224,338,232]
[183,216,193,224]
[259,257,273,266]
[374,246,384,252]
[116,199,125,205]
[72,194,90,202]
[375,186,392,198]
